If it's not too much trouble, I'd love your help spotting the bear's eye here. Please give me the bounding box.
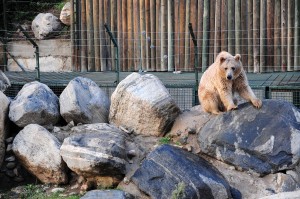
[232,67,235,71]
[225,67,228,70]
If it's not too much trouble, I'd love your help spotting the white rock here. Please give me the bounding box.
[60,123,127,187]
[9,81,60,127]
[109,73,180,137]
[0,92,10,167]
[59,77,110,124]
[12,124,68,184]
[32,13,63,40]
[60,2,71,26]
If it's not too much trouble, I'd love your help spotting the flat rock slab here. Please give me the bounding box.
[59,77,110,124]
[60,123,127,187]
[109,72,180,137]
[80,190,134,199]
[9,81,60,127]
[132,144,232,199]
[12,124,67,184]
[198,100,300,176]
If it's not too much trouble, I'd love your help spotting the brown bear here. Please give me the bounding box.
[198,51,262,114]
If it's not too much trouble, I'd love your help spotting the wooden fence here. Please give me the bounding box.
[71,0,300,72]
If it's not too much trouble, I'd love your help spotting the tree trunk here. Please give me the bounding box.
[197,0,204,70]
[184,0,190,71]
[287,0,294,71]
[295,0,300,70]
[253,0,260,73]
[281,0,287,71]
[260,0,267,72]
[167,0,174,71]
[247,0,253,72]
[221,0,228,52]
[228,0,235,54]
[267,0,274,71]
[161,0,167,71]
[202,0,209,71]
[140,0,146,71]
[93,0,100,71]
[127,0,134,71]
[214,0,221,59]
[235,0,241,55]
[86,0,95,71]
[150,0,156,71]
[274,0,281,71]
[80,0,87,71]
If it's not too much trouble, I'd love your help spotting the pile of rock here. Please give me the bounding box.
[1,72,300,199]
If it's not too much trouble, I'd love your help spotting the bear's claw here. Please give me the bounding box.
[251,98,262,109]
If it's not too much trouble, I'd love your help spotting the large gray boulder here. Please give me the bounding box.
[60,2,71,26]
[60,123,127,187]
[0,92,10,167]
[80,190,134,199]
[132,144,232,199]
[59,77,110,124]
[32,13,63,40]
[198,100,300,176]
[109,73,180,137]
[12,124,68,184]
[9,81,60,127]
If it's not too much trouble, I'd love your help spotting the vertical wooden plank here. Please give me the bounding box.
[266,0,274,71]
[247,0,253,72]
[104,0,112,70]
[156,0,161,70]
[86,0,95,71]
[274,0,281,71]
[80,0,87,71]
[145,0,151,71]
[161,0,167,71]
[70,0,75,71]
[241,0,248,67]
[99,0,106,71]
[111,0,117,71]
[197,0,204,70]
[127,0,134,71]
[295,0,300,70]
[221,0,228,52]
[202,0,209,71]
[260,0,267,72]
[214,0,221,59]
[253,0,260,73]
[235,0,241,55]
[150,0,156,71]
[184,0,190,71]
[140,0,146,71]
[167,0,174,71]
[287,0,294,71]
[93,0,100,71]
[209,0,215,64]
[179,0,185,71]
[117,0,123,71]
[190,0,197,71]
[133,0,140,71]
[281,0,287,71]
[174,0,180,71]
[122,0,128,71]
[228,0,235,54]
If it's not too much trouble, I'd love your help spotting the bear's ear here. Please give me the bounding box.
[234,54,241,61]
[220,56,226,63]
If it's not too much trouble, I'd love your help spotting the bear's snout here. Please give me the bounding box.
[226,74,232,80]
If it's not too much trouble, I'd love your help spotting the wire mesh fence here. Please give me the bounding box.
[4,82,300,110]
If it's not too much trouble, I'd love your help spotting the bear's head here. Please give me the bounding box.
[216,51,242,81]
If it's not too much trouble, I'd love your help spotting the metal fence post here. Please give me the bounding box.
[18,25,40,81]
[104,23,120,85]
[188,23,199,106]
[2,0,8,71]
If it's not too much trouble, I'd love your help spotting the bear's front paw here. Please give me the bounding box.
[227,104,238,111]
[251,98,262,108]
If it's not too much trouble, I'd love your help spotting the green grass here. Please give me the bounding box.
[159,136,171,145]
[19,184,80,199]
[171,182,186,199]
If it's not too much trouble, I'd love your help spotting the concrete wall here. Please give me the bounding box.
[6,39,71,72]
